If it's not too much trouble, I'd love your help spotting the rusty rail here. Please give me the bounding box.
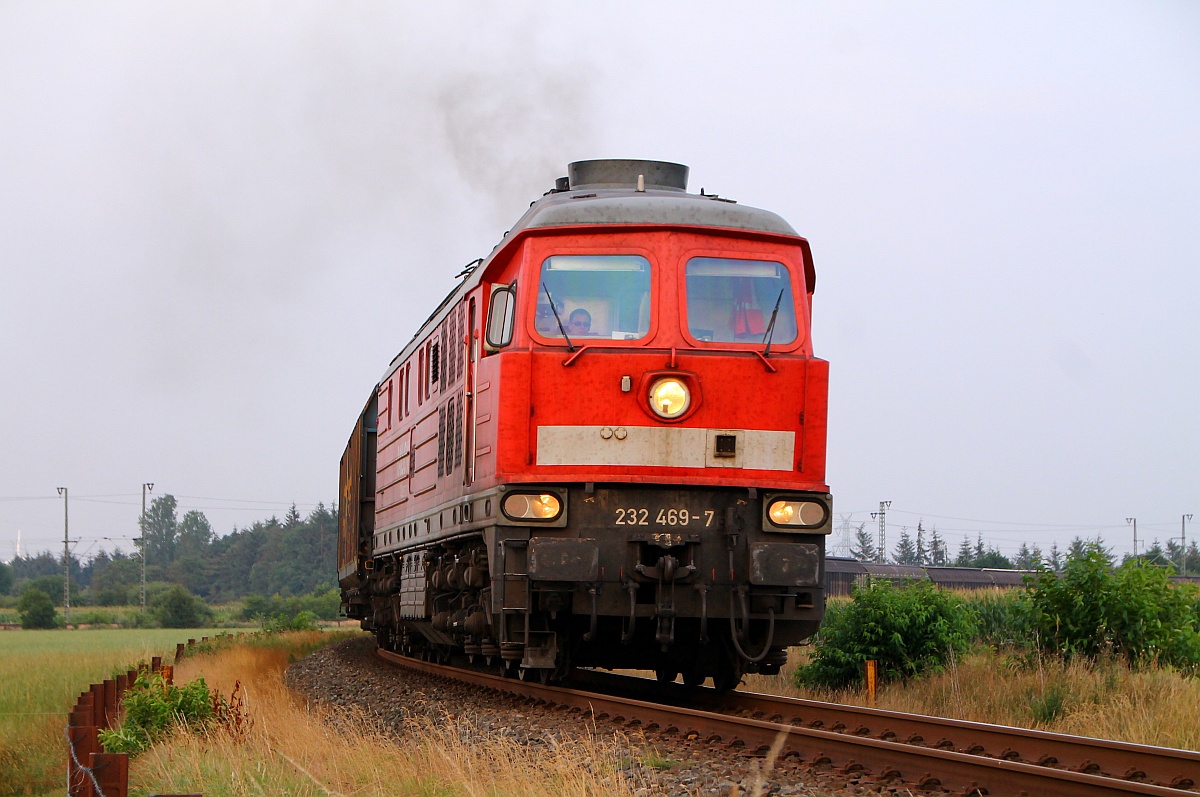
[570,668,1200,791]
[377,649,1199,797]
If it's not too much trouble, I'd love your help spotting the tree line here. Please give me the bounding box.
[0,495,337,607]
[847,520,1200,573]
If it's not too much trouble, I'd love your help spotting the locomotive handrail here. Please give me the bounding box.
[560,344,777,372]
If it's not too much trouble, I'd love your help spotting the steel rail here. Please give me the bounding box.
[376,649,1195,796]
[570,669,1200,791]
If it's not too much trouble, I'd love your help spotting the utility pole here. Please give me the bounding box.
[57,487,69,628]
[140,482,154,613]
[1127,517,1137,560]
[1180,514,1193,577]
[871,501,892,564]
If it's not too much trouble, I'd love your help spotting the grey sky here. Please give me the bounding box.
[2,2,1196,565]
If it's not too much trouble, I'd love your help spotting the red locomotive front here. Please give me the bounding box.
[340,160,830,688]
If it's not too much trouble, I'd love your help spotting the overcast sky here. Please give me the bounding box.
[2,2,1197,565]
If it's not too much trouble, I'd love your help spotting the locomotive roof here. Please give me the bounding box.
[382,160,803,379]
[505,187,798,238]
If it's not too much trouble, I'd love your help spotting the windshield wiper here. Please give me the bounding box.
[542,282,574,352]
[762,288,785,357]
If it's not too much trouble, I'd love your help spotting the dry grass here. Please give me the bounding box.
[134,633,646,797]
[743,646,1200,751]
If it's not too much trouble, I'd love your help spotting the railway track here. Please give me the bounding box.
[376,647,1200,796]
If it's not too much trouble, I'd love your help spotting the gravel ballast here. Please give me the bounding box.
[285,637,908,796]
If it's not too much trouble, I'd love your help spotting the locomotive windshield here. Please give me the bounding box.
[684,257,798,345]
[536,255,651,341]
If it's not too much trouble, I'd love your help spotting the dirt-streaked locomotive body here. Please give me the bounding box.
[339,160,831,688]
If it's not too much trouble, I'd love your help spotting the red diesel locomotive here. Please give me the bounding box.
[339,159,831,689]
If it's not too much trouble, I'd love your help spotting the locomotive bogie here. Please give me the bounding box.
[353,482,828,684]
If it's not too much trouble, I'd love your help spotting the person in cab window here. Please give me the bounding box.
[568,308,592,336]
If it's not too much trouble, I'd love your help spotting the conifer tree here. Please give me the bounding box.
[849,523,876,562]
[928,526,949,566]
[1015,542,1040,570]
[894,527,917,565]
[1048,543,1063,571]
[955,536,974,567]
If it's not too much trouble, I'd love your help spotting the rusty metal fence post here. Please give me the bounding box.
[66,638,208,797]
[864,659,878,707]
[89,752,128,797]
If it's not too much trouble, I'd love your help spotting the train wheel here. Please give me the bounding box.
[655,668,679,684]
[712,655,743,693]
[518,666,551,684]
[682,667,706,687]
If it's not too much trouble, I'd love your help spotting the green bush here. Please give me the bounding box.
[240,588,341,624]
[122,610,158,629]
[795,579,975,690]
[1028,681,1072,725]
[963,589,1034,648]
[143,581,177,607]
[21,575,64,606]
[150,585,214,628]
[92,585,130,606]
[17,588,58,629]
[73,609,120,626]
[1026,547,1200,671]
[99,671,215,754]
[263,610,319,633]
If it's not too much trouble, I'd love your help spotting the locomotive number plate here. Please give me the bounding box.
[614,507,715,527]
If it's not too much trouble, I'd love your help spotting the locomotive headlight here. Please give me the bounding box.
[767,499,826,528]
[649,378,690,419]
[502,493,562,521]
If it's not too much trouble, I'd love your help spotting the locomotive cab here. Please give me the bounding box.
[340,159,831,690]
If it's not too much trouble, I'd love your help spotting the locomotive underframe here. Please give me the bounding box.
[353,483,828,687]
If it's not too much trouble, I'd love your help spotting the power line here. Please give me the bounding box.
[173,494,321,505]
[2,492,327,507]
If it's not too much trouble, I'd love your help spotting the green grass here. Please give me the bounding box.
[0,627,241,797]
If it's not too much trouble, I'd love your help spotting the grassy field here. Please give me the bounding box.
[742,646,1200,751]
[132,632,646,797]
[6,625,1197,797]
[0,627,245,797]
